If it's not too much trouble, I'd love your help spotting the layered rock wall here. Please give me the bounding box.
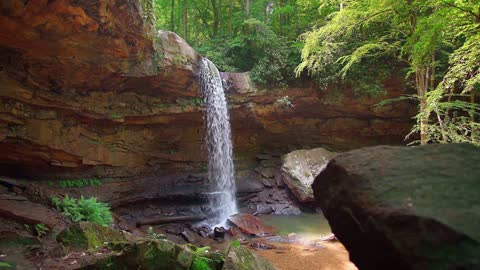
[0,0,415,183]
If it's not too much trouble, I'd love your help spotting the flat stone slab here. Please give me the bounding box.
[228,214,275,236]
[0,198,67,231]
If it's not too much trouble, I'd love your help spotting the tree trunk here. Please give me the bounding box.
[471,92,476,142]
[417,66,429,145]
[229,0,233,35]
[211,0,219,36]
[171,0,175,32]
[183,0,188,40]
[245,0,250,18]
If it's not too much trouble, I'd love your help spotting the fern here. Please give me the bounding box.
[52,196,112,226]
[190,246,212,270]
[191,256,211,270]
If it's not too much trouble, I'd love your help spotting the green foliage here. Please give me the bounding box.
[0,262,12,268]
[8,125,17,135]
[195,19,300,86]
[24,223,48,237]
[58,178,103,188]
[147,227,166,240]
[296,0,396,94]
[297,0,480,144]
[275,96,294,110]
[34,223,48,237]
[409,88,480,145]
[52,196,113,226]
[190,246,212,270]
[153,0,310,86]
[225,240,241,255]
[110,114,123,120]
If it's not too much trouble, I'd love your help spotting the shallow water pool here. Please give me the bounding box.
[258,213,331,240]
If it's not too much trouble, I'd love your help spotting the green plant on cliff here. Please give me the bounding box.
[110,114,123,120]
[191,246,212,270]
[52,196,112,226]
[225,240,241,255]
[59,178,103,188]
[0,262,12,268]
[33,223,49,237]
[147,227,166,240]
[275,96,294,110]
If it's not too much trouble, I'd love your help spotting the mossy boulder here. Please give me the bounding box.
[82,240,206,270]
[57,222,126,251]
[222,246,277,270]
[313,144,480,270]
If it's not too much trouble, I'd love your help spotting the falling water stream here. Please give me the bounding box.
[200,58,238,227]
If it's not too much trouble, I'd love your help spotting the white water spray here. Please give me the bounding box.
[200,58,237,226]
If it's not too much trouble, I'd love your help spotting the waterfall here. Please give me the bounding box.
[200,58,238,226]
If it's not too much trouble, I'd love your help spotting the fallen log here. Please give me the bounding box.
[136,215,207,227]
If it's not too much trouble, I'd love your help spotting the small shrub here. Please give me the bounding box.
[34,223,48,237]
[147,227,166,240]
[110,114,123,119]
[52,196,112,226]
[275,96,294,110]
[24,223,48,237]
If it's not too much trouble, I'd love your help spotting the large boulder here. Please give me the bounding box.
[80,239,201,270]
[313,144,480,270]
[281,148,336,202]
[57,222,126,251]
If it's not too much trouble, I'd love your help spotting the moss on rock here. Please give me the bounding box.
[222,246,278,270]
[57,222,125,251]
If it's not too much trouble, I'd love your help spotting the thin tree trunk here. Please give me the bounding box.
[417,66,429,145]
[229,0,233,35]
[245,0,250,18]
[279,0,283,36]
[211,0,219,36]
[471,92,476,142]
[171,0,175,31]
[183,0,188,40]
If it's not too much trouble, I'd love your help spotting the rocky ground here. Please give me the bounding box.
[0,175,340,270]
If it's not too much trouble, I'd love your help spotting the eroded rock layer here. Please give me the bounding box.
[0,0,414,182]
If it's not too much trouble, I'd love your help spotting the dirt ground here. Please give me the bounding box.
[252,241,358,270]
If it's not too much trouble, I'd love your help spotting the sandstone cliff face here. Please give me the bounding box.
[0,0,415,182]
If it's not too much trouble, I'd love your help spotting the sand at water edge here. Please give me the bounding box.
[251,241,358,270]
